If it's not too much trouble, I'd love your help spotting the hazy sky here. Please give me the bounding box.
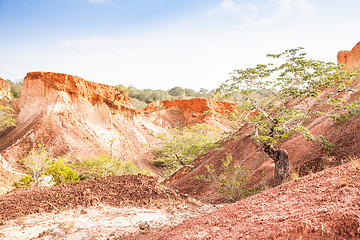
[0,0,359,90]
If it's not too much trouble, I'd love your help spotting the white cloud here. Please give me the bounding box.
[210,0,315,25]
[209,0,259,22]
[274,0,315,18]
[59,37,122,51]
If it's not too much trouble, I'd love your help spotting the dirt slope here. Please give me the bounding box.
[135,161,360,239]
[164,43,360,204]
[0,174,179,223]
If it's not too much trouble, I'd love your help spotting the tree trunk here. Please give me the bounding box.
[264,145,289,186]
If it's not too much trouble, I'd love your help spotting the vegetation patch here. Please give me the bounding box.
[153,124,223,175]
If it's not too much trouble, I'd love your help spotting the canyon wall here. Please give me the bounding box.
[337,42,360,70]
[0,72,163,175]
[0,77,10,100]
[0,72,239,190]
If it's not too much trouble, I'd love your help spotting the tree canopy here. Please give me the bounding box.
[218,47,360,185]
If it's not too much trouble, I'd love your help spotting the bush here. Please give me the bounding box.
[14,147,80,188]
[12,175,34,188]
[198,153,261,202]
[20,148,52,186]
[72,154,151,180]
[5,79,22,98]
[44,159,80,185]
[153,124,222,175]
[0,105,16,130]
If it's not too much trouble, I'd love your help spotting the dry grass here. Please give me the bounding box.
[289,168,300,182]
[350,157,360,171]
[338,175,349,188]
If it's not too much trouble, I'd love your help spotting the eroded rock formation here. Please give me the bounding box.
[337,42,360,70]
[0,72,162,175]
[0,77,10,100]
[144,98,239,132]
[0,72,239,193]
[166,42,360,203]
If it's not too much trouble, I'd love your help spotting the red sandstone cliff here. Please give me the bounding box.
[165,42,360,203]
[0,77,10,100]
[144,98,239,132]
[0,72,162,178]
[337,42,360,70]
[0,72,239,193]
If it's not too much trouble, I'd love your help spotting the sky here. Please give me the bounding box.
[0,0,359,91]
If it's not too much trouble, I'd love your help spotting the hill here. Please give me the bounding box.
[136,160,360,239]
[0,72,238,193]
[164,42,360,203]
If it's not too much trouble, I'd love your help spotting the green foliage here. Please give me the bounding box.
[21,147,52,186]
[5,79,23,98]
[44,159,80,185]
[198,153,261,201]
[12,175,34,188]
[72,154,151,180]
[115,84,133,94]
[218,47,360,148]
[0,105,16,130]
[15,150,149,187]
[153,124,222,175]
[18,147,80,187]
[125,86,216,109]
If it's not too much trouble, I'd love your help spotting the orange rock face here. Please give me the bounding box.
[0,77,10,100]
[144,98,240,131]
[337,42,360,70]
[0,71,240,192]
[0,72,161,175]
[22,72,134,110]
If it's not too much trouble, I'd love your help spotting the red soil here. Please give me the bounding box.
[0,174,180,224]
[134,161,360,239]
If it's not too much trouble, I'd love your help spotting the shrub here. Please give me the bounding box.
[0,105,16,130]
[14,147,80,188]
[72,154,151,180]
[12,175,34,188]
[20,147,52,186]
[153,124,223,175]
[198,153,261,202]
[44,159,80,185]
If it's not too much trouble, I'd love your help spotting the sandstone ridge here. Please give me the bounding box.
[0,71,239,193]
[165,41,360,203]
[0,77,10,100]
[337,42,360,70]
[0,72,162,182]
[144,98,239,132]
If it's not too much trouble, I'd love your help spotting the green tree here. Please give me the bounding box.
[219,47,360,186]
[5,79,23,98]
[198,153,261,201]
[44,159,80,185]
[153,124,223,175]
[20,148,52,186]
[72,154,151,179]
[168,86,184,97]
[0,105,16,130]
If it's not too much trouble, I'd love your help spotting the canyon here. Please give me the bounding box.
[0,42,359,239]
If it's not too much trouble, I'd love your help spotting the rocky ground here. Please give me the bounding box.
[131,160,360,239]
[1,160,359,239]
[0,174,218,239]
